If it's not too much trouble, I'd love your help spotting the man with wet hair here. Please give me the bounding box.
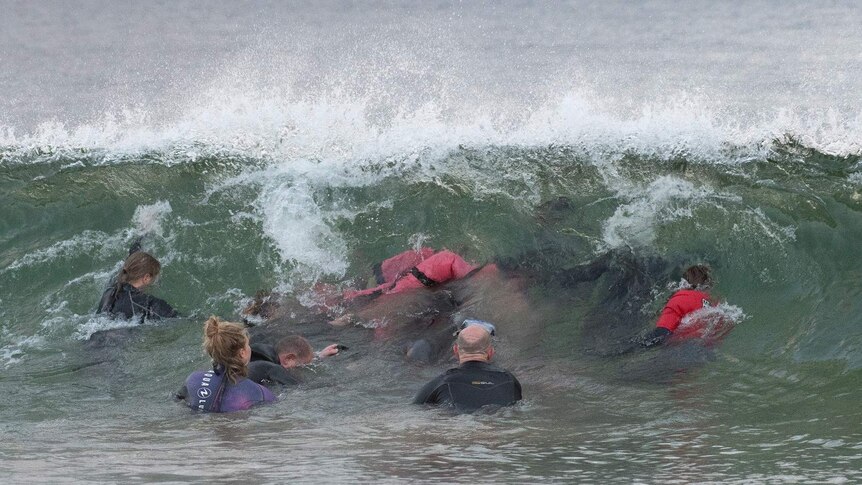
[639,264,715,348]
[412,319,522,413]
[246,335,340,385]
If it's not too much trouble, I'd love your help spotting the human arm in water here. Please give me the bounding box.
[144,294,178,319]
[316,343,343,358]
[128,236,143,256]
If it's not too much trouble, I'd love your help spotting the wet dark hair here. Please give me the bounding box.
[683,264,712,289]
[203,316,249,383]
[117,251,161,290]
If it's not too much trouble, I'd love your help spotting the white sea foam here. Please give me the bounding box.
[1,230,126,274]
[1,90,860,169]
[257,177,349,280]
[2,90,857,283]
[1,201,173,276]
[1,90,856,275]
[132,200,173,237]
[0,333,45,368]
[675,302,748,341]
[599,176,740,249]
[72,315,140,341]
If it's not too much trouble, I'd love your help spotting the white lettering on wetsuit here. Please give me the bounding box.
[196,371,215,410]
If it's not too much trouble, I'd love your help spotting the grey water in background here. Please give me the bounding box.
[2,1,862,483]
[2,0,860,129]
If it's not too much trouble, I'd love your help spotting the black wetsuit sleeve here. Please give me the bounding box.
[128,237,143,256]
[146,296,178,319]
[412,375,446,405]
[247,361,300,386]
[96,287,116,314]
[639,327,672,348]
[176,384,188,400]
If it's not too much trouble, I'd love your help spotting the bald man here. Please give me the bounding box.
[412,320,522,413]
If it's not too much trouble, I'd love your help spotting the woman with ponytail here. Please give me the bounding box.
[97,242,177,323]
[179,316,275,413]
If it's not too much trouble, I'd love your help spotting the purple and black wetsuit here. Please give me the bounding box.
[181,365,276,413]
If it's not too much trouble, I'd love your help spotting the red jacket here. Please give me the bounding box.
[656,289,712,333]
[343,249,477,300]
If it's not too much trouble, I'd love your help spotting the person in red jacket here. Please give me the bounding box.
[641,264,714,348]
[341,248,480,301]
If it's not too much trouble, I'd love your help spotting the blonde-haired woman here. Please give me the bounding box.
[180,316,275,413]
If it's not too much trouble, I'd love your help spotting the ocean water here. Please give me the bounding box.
[1,1,862,482]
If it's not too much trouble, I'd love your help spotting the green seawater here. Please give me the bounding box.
[1,140,861,482]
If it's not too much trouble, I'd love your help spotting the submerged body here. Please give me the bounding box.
[413,360,522,413]
[414,321,522,413]
[178,317,274,413]
[656,289,712,333]
[343,249,479,300]
[96,242,177,323]
[246,342,302,386]
[97,283,177,323]
[181,366,275,413]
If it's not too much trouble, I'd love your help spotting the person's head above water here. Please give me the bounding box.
[453,319,496,364]
[119,251,161,289]
[683,264,712,290]
[203,316,251,383]
[276,335,315,368]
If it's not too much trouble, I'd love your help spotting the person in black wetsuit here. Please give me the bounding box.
[247,335,341,385]
[96,240,177,323]
[413,319,522,413]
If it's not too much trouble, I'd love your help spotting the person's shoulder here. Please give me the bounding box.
[677,289,711,301]
[413,370,450,405]
[443,365,468,377]
[443,361,514,381]
[232,376,262,391]
[422,369,453,387]
[247,360,272,374]
[670,289,708,301]
[250,342,279,363]
[489,364,519,381]
[235,376,277,402]
[246,360,284,383]
[184,369,208,385]
[475,361,519,381]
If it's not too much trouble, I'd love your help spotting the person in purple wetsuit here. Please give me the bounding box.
[178,316,275,413]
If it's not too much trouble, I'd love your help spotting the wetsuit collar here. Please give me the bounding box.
[459,360,499,371]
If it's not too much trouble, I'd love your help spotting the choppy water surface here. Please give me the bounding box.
[2,1,862,483]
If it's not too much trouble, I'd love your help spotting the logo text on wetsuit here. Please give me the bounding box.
[196,371,214,410]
